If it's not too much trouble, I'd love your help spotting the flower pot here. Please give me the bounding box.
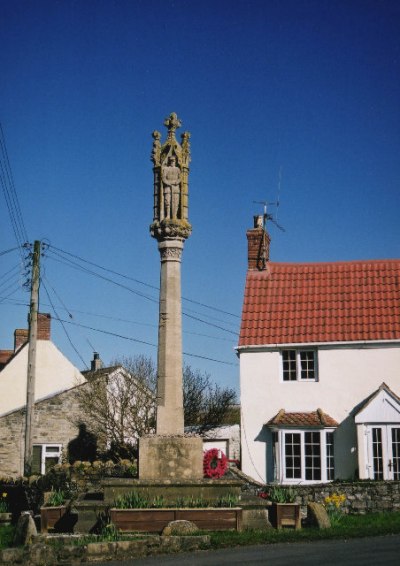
[270,503,301,530]
[40,504,68,533]
[0,512,12,526]
[110,507,242,533]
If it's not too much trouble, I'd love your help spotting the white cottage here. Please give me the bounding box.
[237,217,400,485]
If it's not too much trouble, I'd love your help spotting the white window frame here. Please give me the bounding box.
[364,425,400,480]
[274,428,335,484]
[281,349,318,382]
[33,444,62,475]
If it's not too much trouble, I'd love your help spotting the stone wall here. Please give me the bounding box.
[233,470,400,515]
[0,383,90,477]
[264,482,400,515]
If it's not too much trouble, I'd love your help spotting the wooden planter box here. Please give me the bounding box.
[270,503,301,530]
[110,507,242,533]
[40,504,68,533]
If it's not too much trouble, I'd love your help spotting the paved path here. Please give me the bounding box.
[86,534,400,565]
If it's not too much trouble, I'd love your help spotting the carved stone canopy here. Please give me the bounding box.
[150,113,192,241]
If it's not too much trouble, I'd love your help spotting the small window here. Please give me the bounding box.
[282,350,317,381]
[32,444,62,475]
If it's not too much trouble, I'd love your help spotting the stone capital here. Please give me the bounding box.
[158,239,184,262]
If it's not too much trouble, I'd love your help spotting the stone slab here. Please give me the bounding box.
[139,436,203,480]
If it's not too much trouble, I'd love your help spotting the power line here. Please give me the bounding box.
[41,277,89,369]
[0,124,29,261]
[52,317,237,367]
[0,246,20,257]
[48,244,240,319]
[45,248,239,334]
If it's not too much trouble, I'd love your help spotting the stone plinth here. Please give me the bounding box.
[139,436,203,481]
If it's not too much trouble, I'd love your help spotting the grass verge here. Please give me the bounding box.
[0,525,15,550]
[209,512,400,548]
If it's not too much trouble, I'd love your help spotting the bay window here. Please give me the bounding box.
[274,429,335,483]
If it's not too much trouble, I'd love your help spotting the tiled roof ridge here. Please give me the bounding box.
[266,258,400,268]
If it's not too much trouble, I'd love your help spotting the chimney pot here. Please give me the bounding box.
[254,215,263,229]
[91,352,103,371]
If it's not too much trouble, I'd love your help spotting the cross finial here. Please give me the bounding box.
[164,112,181,140]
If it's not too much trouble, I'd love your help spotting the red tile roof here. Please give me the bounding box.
[266,409,338,428]
[239,259,400,346]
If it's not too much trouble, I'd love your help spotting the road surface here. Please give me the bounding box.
[85,534,400,565]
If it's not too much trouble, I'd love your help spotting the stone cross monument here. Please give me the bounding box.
[150,112,191,436]
[139,113,203,480]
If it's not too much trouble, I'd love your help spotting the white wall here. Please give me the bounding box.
[0,341,86,416]
[202,424,240,461]
[239,343,400,483]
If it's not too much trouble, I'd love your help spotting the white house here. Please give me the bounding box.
[0,313,86,416]
[237,217,400,485]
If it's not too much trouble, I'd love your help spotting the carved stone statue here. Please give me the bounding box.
[150,113,192,241]
[162,156,181,219]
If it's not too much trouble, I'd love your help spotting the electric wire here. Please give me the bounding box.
[0,263,21,285]
[41,276,89,369]
[0,124,29,261]
[0,247,20,257]
[45,249,239,334]
[52,317,237,367]
[0,286,22,305]
[48,244,240,319]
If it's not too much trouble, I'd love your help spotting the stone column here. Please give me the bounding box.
[139,112,203,481]
[156,239,184,435]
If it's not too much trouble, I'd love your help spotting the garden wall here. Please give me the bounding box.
[233,469,400,514]
[267,482,400,515]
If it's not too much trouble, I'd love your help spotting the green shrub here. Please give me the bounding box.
[268,485,297,503]
[45,490,67,507]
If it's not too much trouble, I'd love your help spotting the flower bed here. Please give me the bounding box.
[110,507,242,533]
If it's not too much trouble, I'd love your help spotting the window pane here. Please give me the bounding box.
[372,428,383,480]
[282,350,297,381]
[45,457,59,474]
[300,351,315,380]
[392,428,400,480]
[326,432,335,480]
[304,431,321,480]
[32,445,42,475]
[284,433,301,479]
[46,446,60,453]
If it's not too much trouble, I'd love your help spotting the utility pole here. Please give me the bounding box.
[24,240,41,476]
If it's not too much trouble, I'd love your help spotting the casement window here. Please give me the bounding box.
[32,444,62,475]
[274,429,334,483]
[281,349,317,381]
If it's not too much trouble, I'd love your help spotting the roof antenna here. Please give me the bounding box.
[252,169,285,269]
[253,167,286,232]
[252,200,285,233]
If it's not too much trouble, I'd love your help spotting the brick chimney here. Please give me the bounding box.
[247,215,270,270]
[0,350,13,370]
[91,352,103,371]
[37,313,51,340]
[14,312,51,352]
[14,329,29,352]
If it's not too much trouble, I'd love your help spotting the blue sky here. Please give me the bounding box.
[1,0,399,393]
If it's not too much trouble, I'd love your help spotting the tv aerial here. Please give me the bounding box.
[253,167,286,232]
[253,200,286,232]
